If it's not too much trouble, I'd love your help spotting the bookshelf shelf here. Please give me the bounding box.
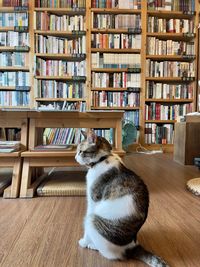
[145,120,176,123]
[35,98,85,102]
[146,55,195,61]
[35,53,86,61]
[0,26,15,32]
[34,8,86,15]
[91,29,142,34]
[0,86,16,90]
[34,30,86,37]
[145,99,193,103]
[0,46,30,52]
[0,7,28,12]
[91,48,141,53]
[92,68,141,73]
[145,77,194,82]
[91,87,128,91]
[147,10,195,19]
[35,76,86,81]
[91,8,141,14]
[91,107,140,110]
[0,66,29,71]
[146,33,195,40]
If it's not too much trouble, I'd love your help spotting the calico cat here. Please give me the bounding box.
[75,130,168,267]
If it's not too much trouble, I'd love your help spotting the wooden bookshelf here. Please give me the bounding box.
[0,0,199,150]
[0,4,31,109]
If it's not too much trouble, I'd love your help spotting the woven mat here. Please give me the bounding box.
[37,171,86,197]
[186,178,200,196]
[0,175,12,195]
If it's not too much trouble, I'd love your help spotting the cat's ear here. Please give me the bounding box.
[81,130,87,139]
[87,129,97,144]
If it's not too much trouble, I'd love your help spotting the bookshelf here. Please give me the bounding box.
[0,0,199,151]
[90,0,142,138]
[0,0,31,108]
[33,0,87,111]
[144,0,198,148]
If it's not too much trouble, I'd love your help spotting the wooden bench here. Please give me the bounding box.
[0,111,28,198]
[20,111,125,198]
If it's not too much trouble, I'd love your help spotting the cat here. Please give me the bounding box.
[75,130,168,267]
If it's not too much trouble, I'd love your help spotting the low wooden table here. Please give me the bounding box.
[0,111,28,198]
[20,111,125,198]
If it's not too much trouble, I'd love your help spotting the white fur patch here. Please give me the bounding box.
[95,195,135,220]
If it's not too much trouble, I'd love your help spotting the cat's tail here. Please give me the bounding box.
[125,244,169,267]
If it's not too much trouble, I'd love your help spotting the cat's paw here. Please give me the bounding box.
[79,238,88,248]
[87,243,97,250]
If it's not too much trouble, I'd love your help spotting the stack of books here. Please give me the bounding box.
[0,141,20,153]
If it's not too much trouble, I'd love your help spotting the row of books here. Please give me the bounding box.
[147,0,195,11]
[146,60,195,77]
[93,128,113,144]
[92,53,141,68]
[0,52,29,67]
[0,72,29,86]
[124,110,139,127]
[92,14,141,30]
[1,128,20,141]
[92,91,140,108]
[0,13,28,27]
[43,127,82,145]
[34,13,85,31]
[146,82,193,99]
[0,91,29,106]
[35,59,86,76]
[0,32,29,47]
[147,17,195,34]
[35,80,85,98]
[145,102,193,120]
[35,0,86,8]
[145,123,174,144]
[37,101,86,111]
[0,0,28,7]
[147,38,195,55]
[91,33,141,49]
[91,0,141,9]
[35,35,86,54]
[92,72,141,88]
[0,140,20,153]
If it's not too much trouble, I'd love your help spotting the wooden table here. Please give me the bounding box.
[0,111,28,198]
[20,111,125,198]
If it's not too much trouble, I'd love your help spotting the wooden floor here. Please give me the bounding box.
[0,153,200,267]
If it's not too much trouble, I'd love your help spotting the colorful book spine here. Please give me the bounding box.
[145,102,193,120]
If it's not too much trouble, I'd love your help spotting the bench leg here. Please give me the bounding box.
[3,158,22,199]
[20,158,32,198]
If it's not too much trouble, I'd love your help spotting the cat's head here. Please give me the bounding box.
[75,130,112,167]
